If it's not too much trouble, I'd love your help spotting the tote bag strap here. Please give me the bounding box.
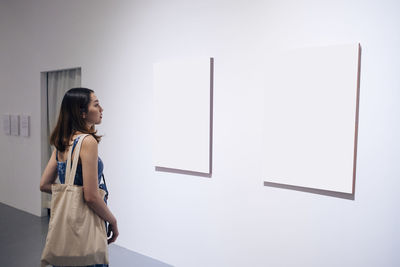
[65,134,89,186]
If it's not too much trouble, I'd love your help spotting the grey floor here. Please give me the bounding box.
[0,203,172,267]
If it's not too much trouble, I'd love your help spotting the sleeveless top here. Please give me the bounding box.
[56,135,108,202]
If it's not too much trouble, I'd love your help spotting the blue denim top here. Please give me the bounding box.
[56,136,108,201]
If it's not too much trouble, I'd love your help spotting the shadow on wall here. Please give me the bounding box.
[263,181,355,200]
[155,167,211,178]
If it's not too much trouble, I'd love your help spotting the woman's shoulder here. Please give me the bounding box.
[78,135,98,163]
[80,134,98,154]
[81,134,97,145]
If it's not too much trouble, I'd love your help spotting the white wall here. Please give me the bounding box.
[1,0,399,266]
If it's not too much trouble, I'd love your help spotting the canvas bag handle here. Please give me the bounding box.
[65,134,89,186]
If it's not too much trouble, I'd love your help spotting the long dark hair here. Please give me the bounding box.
[50,87,102,152]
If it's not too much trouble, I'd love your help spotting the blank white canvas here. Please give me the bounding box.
[153,58,211,173]
[263,44,360,193]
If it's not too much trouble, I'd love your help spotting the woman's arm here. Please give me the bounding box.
[40,149,58,194]
[80,135,119,243]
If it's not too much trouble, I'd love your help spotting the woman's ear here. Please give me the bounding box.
[82,112,87,119]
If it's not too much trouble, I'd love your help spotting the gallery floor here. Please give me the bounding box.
[0,203,172,267]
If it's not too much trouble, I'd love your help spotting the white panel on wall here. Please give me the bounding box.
[263,43,360,193]
[2,114,10,135]
[153,58,212,174]
[20,115,30,137]
[10,114,19,136]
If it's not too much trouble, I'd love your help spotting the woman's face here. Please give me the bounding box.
[84,93,103,126]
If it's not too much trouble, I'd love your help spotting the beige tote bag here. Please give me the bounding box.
[41,134,109,267]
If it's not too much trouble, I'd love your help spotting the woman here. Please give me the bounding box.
[40,87,119,267]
